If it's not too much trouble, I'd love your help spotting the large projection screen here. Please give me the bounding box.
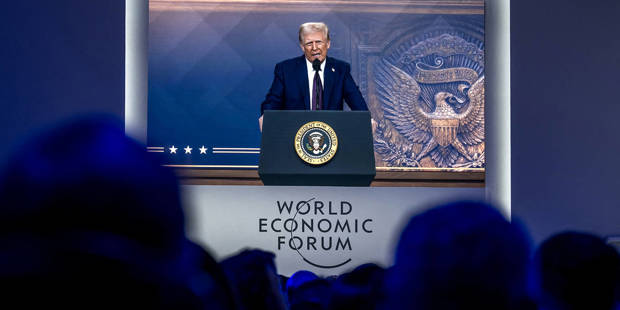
[126,0,511,207]
[146,1,485,174]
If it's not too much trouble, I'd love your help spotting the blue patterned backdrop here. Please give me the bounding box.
[148,0,484,170]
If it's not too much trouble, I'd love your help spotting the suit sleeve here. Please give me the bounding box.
[260,62,286,115]
[342,63,368,111]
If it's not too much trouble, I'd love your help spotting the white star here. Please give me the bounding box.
[199,146,208,154]
[184,145,192,154]
[169,145,177,154]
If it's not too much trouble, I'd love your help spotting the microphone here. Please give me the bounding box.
[312,59,321,71]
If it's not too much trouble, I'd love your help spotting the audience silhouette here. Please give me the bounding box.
[287,270,330,310]
[530,231,620,310]
[1,118,618,309]
[0,117,230,308]
[220,249,287,310]
[327,263,385,310]
[383,201,533,310]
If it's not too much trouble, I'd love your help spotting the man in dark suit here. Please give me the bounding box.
[259,22,368,130]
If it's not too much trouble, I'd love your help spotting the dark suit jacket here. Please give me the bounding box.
[260,56,368,114]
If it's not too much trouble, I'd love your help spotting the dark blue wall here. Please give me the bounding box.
[0,1,125,161]
[511,0,620,243]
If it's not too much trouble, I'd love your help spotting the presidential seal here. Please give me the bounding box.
[294,121,338,165]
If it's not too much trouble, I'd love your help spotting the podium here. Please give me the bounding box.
[259,110,375,186]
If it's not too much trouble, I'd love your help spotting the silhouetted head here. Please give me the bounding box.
[0,116,214,308]
[286,270,329,309]
[384,200,532,310]
[288,277,330,310]
[0,116,185,250]
[220,249,286,310]
[531,232,620,310]
[328,263,386,310]
[287,270,320,294]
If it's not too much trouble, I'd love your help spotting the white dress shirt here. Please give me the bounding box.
[305,58,325,110]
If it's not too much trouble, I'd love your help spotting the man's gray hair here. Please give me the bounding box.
[298,22,330,43]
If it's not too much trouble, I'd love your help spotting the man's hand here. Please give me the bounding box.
[259,115,264,132]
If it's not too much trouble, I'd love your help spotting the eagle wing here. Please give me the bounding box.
[457,75,485,146]
[374,61,431,144]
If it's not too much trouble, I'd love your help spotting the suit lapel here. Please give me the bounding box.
[298,56,310,109]
[323,57,334,109]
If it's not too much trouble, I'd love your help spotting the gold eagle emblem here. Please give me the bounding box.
[375,60,484,168]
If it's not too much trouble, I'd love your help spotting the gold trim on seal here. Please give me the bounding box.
[294,121,338,165]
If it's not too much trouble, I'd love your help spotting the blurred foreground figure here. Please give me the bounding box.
[220,249,287,310]
[286,270,330,310]
[327,263,385,310]
[530,232,620,310]
[383,201,532,310]
[0,117,231,308]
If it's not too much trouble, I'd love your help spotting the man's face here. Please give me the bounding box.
[300,31,330,63]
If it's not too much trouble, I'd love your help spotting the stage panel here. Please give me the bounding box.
[182,185,485,276]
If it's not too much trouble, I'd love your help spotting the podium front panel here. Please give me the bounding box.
[259,111,375,186]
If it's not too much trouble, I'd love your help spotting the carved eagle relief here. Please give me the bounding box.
[374,60,485,168]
